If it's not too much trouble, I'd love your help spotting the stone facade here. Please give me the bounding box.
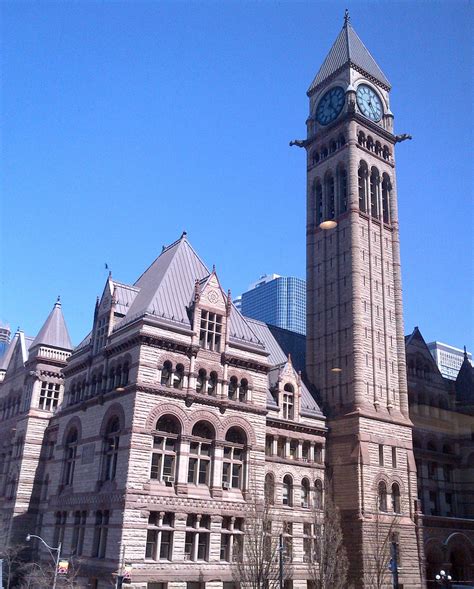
[0,13,473,589]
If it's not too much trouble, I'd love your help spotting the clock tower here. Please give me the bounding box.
[302,13,423,587]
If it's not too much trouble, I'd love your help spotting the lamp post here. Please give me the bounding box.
[435,569,452,588]
[26,533,62,589]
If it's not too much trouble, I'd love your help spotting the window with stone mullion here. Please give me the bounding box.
[199,311,222,351]
[220,517,244,561]
[184,515,210,561]
[188,441,211,485]
[145,512,174,560]
[222,444,244,489]
[151,434,177,481]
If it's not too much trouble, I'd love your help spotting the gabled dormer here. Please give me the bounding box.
[92,275,115,355]
[269,355,301,421]
[190,268,231,354]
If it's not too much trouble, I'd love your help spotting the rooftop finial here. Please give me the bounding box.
[181,230,187,239]
[344,8,350,26]
[464,345,468,360]
[55,295,61,307]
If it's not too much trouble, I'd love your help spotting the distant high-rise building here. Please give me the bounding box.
[427,341,472,380]
[0,324,11,359]
[240,274,306,335]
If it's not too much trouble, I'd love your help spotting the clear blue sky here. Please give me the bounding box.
[1,0,473,352]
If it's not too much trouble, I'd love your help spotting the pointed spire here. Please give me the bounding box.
[307,13,391,96]
[31,299,73,351]
[464,346,468,361]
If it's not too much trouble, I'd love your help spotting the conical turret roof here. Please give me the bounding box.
[307,12,391,96]
[31,299,73,351]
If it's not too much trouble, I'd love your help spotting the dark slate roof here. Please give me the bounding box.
[114,234,263,346]
[113,281,140,316]
[267,324,306,374]
[307,17,390,95]
[0,333,17,371]
[245,318,323,417]
[31,300,73,351]
[455,351,474,407]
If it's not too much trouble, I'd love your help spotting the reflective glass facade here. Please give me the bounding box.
[241,276,306,335]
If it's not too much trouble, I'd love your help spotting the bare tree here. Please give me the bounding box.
[18,556,85,589]
[0,543,28,589]
[364,503,400,589]
[308,484,348,589]
[233,488,290,589]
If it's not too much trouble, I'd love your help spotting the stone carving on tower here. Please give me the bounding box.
[301,12,423,587]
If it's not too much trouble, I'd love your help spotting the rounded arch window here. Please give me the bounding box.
[265,472,275,504]
[173,364,184,389]
[314,479,323,509]
[282,475,293,506]
[330,139,337,153]
[208,371,218,395]
[239,378,249,402]
[64,428,78,486]
[196,368,207,393]
[366,136,374,151]
[381,173,391,223]
[189,421,215,486]
[370,167,380,219]
[391,483,401,513]
[301,478,310,508]
[161,361,172,386]
[223,427,247,490]
[314,180,323,225]
[358,131,366,146]
[378,481,388,511]
[325,173,336,219]
[152,415,181,482]
[337,134,346,148]
[228,376,238,400]
[103,416,121,481]
[358,162,368,213]
[312,150,320,165]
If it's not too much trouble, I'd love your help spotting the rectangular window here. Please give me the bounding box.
[199,311,222,351]
[392,447,397,468]
[146,512,174,560]
[220,517,244,561]
[184,514,210,561]
[92,510,109,558]
[379,444,384,466]
[39,382,61,411]
[303,523,314,563]
[53,511,67,547]
[71,510,87,556]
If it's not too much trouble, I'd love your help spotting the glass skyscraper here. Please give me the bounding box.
[240,274,306,335]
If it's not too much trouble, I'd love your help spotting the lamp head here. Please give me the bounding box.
[440,570,445,576]
[26,534,31,542]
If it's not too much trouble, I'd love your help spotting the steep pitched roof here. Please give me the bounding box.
[455,349,474,407]
[31,299,73,351]
[0,331,34,374]
[307,14,391,96]
[115,234,263,346]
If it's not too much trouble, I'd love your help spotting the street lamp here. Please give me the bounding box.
[435,570,452,588]
[26,533,62,589]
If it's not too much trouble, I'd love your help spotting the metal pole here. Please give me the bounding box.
[52,542,61,589]
[279,534,284,589]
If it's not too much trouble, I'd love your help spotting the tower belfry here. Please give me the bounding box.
[303,14,423,587]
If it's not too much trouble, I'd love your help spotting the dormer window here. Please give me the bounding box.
[283,384,295,419]
[94,316,109,353]
[199,311,222,351]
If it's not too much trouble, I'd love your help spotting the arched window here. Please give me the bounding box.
[301,478,310,508]
[330,140,337,153]
[358,131,366,146]
[103,417,120,481]
[283,384,294,419]
[196,369,207,393]
[370,168,379,219]
[239,378,248,402]
[314,479,323,510]
[325,173,335,219]
[381,174,391,223]
[207,371,218,395]
[378,482,388,511]
[161,361,172,386]
[314,181,323,226]
[367,136,374,151]
[338,168,348,213]
[64,428,78,486]
[151,415,180,483]
[383,146,390,160]
[337,134,346,148]
[265,473,275,505]
[358,163,368,212]
[321,146,328,159]
[188,422,214,486]
[282,475,293,506]
[391,483,401,513]
[228,376,238,400]
[223,428,246,490]
[375,141,382,156]
[173,364,184,389]
[114,365,122,389]
[311,150,320,165]
[121,363,129,387]
[108,368,115,392]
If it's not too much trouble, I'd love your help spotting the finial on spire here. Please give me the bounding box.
[212,264,216,273]
[344,8,350,26]
[181,230,187,239]
[464,345,468,360]
[55,295,61,308]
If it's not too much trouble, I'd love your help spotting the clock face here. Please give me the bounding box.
[356,84,383,122]
[315,86,345,126]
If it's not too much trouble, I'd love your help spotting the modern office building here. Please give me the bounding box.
[0,325,10,359]
[427,341,473,380]
[241,274,306,336]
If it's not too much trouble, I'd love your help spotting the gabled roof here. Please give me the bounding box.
[113,281,140,316]
[0,331,34,374]
[245,317,323,417]
[405,326,445,380]
[455,349,474,406]
[114,234,263,346]
[307,13,391,96]
[31,299,73,351]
